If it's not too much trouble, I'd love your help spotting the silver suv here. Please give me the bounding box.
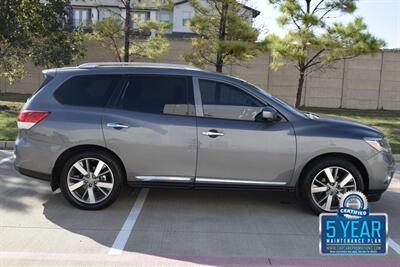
[14,62,396,214]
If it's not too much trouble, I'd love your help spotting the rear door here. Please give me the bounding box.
[194,78,296,186]
[102,74,197,184]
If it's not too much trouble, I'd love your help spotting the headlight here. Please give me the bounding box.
[364,137,390,152]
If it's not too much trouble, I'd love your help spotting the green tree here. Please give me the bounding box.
[183,0,259,73]
[92,15,171,61]
[93,0,173,62]
[264,0,385,108]
[0,0,85,83]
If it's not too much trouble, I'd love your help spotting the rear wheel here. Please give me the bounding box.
[299,158,364,214]
[60,150,123,210]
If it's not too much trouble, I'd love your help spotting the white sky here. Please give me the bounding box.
[248,0,400,48]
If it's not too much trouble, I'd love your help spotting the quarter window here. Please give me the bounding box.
[54,75,121,107]
[199,79,265,121]
[119,75,195,116]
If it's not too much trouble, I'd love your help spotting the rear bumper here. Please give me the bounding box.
[14,165,51,181]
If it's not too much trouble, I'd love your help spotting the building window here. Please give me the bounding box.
[99,9,111,20]
[182,11,192,26]
[73,8,91,27]
[159,11,171,23]
[133,11,150,24]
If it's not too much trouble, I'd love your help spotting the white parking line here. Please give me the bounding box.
[108,188,149,255]
[0,155,15,165]
[389,238,400,254]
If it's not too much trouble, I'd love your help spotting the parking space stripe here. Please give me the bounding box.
[0,155,14,165]
[108,188,149,255]
[389,238,400,254]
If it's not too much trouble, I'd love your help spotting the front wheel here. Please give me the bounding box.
[59,150,123,210]
[299,158,364,214]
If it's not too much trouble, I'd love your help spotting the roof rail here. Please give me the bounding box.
[78,62,201,70]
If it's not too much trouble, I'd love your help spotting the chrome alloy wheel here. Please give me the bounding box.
[310,166,357,212]
[67,158,114,204]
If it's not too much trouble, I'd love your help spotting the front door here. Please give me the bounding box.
[195,78,296,186]
[102,74,197,183]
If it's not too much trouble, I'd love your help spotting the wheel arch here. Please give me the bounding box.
[296,152,369,192]
[51,145,127,191]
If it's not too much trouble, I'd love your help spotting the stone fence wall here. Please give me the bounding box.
[1,40,399,110]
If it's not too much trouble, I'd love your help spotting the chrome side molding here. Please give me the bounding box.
[135,176,193,182]
[195,178,286,185]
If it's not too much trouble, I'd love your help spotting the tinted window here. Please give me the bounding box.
[54,75,121,107]
[119,75,195,116]
[199,80,265,121]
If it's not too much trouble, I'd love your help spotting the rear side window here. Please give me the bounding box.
[119,75,195,116]
[54,75,121,107]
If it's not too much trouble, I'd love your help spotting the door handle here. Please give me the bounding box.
[202,130,224,138]
[106,122,129,129]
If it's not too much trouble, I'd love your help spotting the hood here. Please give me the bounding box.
[305,113,383,139]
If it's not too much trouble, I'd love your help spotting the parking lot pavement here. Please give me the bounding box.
[0,151,399,267]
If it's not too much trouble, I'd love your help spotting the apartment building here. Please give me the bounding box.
[67,0,260,37]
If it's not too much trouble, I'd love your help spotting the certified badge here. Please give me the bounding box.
[320,191,388,255]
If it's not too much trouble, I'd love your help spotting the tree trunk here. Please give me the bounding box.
[215,0,228,73]
[216,62,223,73]
[123,0,131,62]
[295,71,305,108]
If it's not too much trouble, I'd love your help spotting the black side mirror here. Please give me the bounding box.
[261,107,278,121]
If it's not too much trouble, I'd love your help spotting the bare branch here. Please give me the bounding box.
[312,0,325,14]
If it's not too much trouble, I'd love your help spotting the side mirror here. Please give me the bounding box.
[262,107,278,121]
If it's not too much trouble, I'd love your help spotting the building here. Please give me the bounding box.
[67,0,260,37]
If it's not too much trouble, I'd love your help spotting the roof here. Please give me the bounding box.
[174,0,260,18]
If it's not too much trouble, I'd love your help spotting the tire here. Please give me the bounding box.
[59,150,123,210]
[299,157,364,215]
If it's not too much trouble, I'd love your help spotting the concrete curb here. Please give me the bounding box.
[0,141,15,150]
[0,140,399,160]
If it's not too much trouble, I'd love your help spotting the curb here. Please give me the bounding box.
[0,141,15,150]
[0,140,399,160]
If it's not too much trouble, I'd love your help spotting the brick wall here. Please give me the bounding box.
[1,39,399,110]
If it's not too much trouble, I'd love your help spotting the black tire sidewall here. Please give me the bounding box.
[300,158,365,215]
[59,150,123,210]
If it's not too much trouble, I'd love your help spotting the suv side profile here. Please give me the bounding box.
[14,62,396,214]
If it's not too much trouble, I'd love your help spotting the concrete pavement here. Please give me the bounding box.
[0,150,399,267]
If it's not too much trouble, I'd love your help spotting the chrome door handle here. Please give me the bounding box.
[106,122,129,129]
[202,130,224,137]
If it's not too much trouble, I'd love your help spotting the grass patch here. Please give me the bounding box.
[0,93,30,141]
[301,107,400,154]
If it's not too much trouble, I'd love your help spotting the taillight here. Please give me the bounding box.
[17,111,50,130]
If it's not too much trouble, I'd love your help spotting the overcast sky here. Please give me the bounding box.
[249,0,400,48]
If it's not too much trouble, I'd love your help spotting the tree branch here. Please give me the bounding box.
[312,0,325,14]
[304,48,325,68]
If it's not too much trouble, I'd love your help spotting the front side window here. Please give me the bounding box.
[119,75,195,116]
[54,75,121,107]
[199,79,265,121]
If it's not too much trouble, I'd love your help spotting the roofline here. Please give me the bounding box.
[77,62,202,71]
[174,0,260,17]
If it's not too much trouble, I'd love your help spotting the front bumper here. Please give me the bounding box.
[364,150,396,199]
